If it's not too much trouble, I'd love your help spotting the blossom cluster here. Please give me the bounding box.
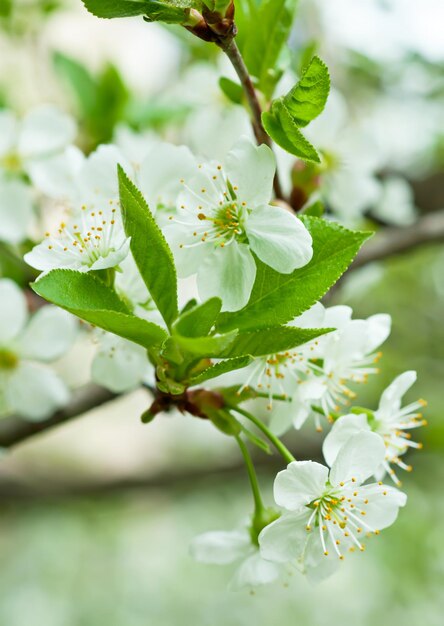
[0,103,425,593]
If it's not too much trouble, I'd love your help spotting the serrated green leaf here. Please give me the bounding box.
[188,356,252,385]
[118,166,179,329]
[82,0,194,22]
[217,217,372,332]
[32,270,167,348]
[282,56,330,127]
[220,326,333,358]
[262,55,329,161]
[262,105,320,162]
[174,297,222,338]
[219,77,243,104]
[243,0,298,99]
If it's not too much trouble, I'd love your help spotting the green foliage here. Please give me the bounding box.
[118,167,179,330]
[174,298,222,337]
[220,325,332,358]
[32,270,167,348]
[170,330,237,358]
[242,0,299,99]
[82,0,197,21]
[217,217,372,332]
[218,77,243,104]
[262,56,330,161]
[53,52,129,148]
[188,356,252,385]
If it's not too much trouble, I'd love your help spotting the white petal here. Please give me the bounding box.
[24,241,83,272]
[163,221,206,278]
[230,552,281,590]
[322,413,371,467]
[259,511,310,563]
[17,307,77,362]
[28,145,85,200]
[138,143,196,210]
[377,371,417,415]
[289,302,326,328]
[274,461,328,510]
[364,313,391,353]
[18,106,76,160]
[358,484,407,530]
[246,205,313,273]
[91,335,150,393]
[190,529,250,565]
[0,278,28,342]
[225,137,275,207]
[303,532,340,584]
[6,363,69,420]
[197,243,256,312]
[329,432,386,486]
[0,179,34,244]
[0,110,18,156]
[78,144,131,203]
[323,305,353,329]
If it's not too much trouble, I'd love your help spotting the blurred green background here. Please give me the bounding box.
[0,0,443,624]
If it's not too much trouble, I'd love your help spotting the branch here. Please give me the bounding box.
[0,385,118,449]
[352,208,444,270]
[221,39,284,200]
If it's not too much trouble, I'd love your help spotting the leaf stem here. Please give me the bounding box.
[235,434,265,516]
[220,38,284,200]
[230,405,295,464]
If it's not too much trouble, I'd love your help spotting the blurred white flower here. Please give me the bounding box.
[190,526,287,591]
[0,105,76,243]
[259,432,407,583]
[323,371,426,484]
[0,279,76,420]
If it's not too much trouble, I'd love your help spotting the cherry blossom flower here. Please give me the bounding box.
[165,137,313,311]
[259,432,407,583]
[0,279,76,420]
[323,371,426,484]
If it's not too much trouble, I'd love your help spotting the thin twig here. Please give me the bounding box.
[0,385,118,449]
[351,208,444,270]
[220,38,284,200]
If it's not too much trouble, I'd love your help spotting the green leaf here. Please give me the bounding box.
[262,56,330,162]
[118,166,179,329]
[219,77,243,105]
[217,217,372,332]
[174,297,221,338]
[220,326,333,358]
[262,105,320,162]
[172,331,237,358]
[82,0,194,22]
[243,0,298,99]
[32,270,167,348]
[188,356,252,385]
[282,56,330,127]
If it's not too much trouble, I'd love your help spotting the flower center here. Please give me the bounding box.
[0,348,19,370]
[1,152,22,173]
[305,482,385,559]
[197,201,245,246]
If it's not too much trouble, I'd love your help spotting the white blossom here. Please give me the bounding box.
[165,137,313,311]
[323,371,426,484]
[0,279,76,420]
[259,432,407,583]
[190,526,288,591]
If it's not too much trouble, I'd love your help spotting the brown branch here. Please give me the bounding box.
[0,385,118,449]
[351,208,444,270]
[220,38,284,200]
